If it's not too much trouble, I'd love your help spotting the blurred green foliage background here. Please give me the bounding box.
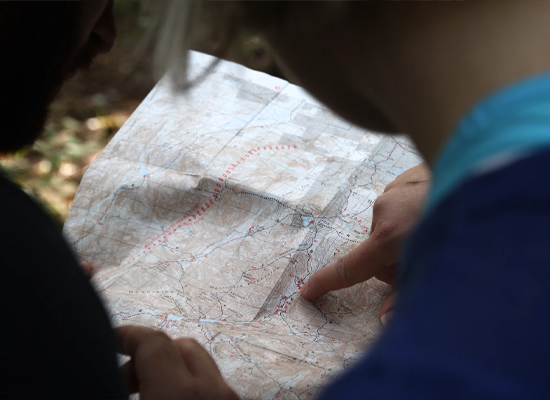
[0,1,280,226]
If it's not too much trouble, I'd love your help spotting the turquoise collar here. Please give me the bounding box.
[426,71,550,214]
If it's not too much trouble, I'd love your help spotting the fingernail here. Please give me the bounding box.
[299,283,308,297]
[380,311,393,328]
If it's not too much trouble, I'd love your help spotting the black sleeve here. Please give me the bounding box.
[0,176,127,399]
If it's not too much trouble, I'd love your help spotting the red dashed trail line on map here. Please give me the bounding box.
[126,144,298,264]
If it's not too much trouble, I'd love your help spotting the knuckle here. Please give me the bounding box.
[372,194,387,213]
[150,329,171,342]
[141,330,172,355]
[334,256,354,286]
[174,337,200,354]
[370,220,396,242]
[175,337,199,347]
[383,180,396,192]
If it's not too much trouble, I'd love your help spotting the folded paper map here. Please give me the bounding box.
[64,51,423,399]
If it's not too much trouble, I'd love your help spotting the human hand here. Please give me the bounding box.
[79,260,93,278]
[117,325,239,400]
[300,163,430,312]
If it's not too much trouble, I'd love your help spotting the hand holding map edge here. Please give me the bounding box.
[300,163,431,323]
[117,325,239,400]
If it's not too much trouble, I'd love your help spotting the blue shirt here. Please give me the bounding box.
[319,73,550,399]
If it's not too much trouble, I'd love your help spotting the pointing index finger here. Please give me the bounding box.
[300,234,389,300]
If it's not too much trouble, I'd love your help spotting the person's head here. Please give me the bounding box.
[157,0,550,164]
[0,0,115,154]
[155,2,398,132]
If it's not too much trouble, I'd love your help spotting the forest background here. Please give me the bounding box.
[0,0,283,226]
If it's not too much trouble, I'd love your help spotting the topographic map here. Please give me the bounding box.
[64,51,422,399]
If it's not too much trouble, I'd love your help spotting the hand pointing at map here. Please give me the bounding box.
[300,164,431,321]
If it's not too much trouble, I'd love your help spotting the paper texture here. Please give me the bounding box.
[64,51,423,399]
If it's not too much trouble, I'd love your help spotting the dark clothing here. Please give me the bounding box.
[1,175,127,398]
[320,148,550,399]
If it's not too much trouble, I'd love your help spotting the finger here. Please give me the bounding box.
[116,325,191,398]
[120,360,139,394]
[380,292,397,328]
[300,234,392,300]
[174,338,240,400]
[79,260,93,278]
[173,338,221,377]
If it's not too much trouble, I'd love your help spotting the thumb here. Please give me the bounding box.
[300,234,391,300]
